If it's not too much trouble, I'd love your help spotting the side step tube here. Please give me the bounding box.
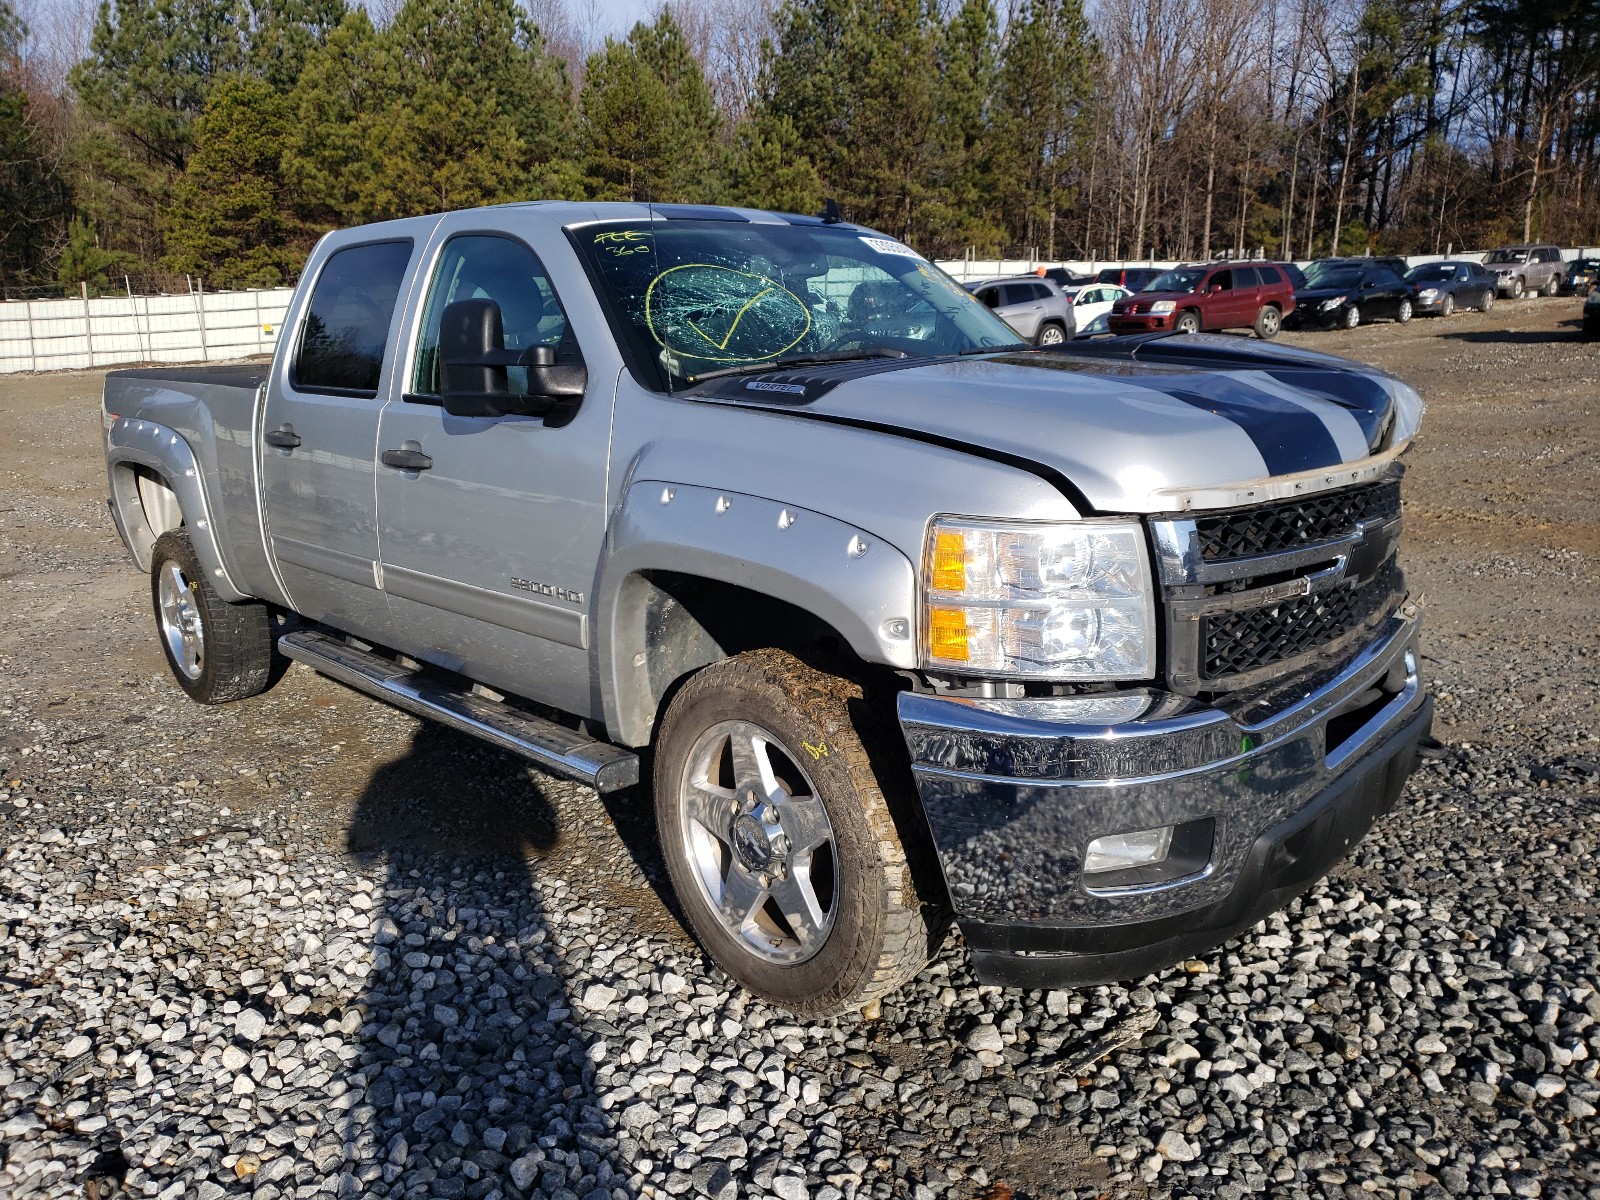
[278,630,640,793]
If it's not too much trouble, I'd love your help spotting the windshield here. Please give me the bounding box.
[1146,268,1206,294]
[1484,249,1527,264]
[572,220,1021,389]
[1303,262,1362,288]
[1406,264,1455,282]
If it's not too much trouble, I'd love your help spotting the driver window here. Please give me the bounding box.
[1210,270,1233,291]
[977,287,1000,309]
[412,234,576,400]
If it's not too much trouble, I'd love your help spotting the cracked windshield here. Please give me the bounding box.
[575,220,1019,388]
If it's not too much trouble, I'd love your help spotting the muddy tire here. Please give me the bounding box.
[1254,305,1281,339]
[151,530,274,704]
[653,649,943,1015]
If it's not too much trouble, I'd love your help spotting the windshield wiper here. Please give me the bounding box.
[686,348,908,385]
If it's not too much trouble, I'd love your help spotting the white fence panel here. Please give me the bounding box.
[0,286,294,375]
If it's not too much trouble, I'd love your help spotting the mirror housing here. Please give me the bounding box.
[438,298,587,420]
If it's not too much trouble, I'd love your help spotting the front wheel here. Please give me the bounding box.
[150,530,275,703]
[1439,293,1455,318]
[1343,304,1362,329]
[1175,310,1201,334]
[1509,277,1525,299]
[653,649,942,1015]
[1253,305,1281,339]
[1035,321,1066,346]
[1396,298,1413,323]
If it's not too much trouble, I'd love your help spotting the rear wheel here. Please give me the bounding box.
[1175,310,1201,334]
[1343,304,1362,329]
[1253,305,1281,339]
[1036,320,1066,346]
[1396,297,1413,323]
[653,649,942,1015]
[151,530,274,704]
[1439,293,1455,318]
[1481,289,1495,312]
[1544,276,1562,297]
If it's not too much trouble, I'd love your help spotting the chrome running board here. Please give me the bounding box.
[278,629,639,793]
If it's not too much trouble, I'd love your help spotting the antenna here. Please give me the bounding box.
[819,198,842,225]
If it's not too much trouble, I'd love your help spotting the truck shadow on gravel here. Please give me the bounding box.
[1439,320,1586,344]
[336,724,637,1200]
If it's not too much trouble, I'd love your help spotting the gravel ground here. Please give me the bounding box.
[2,296,1598,1200]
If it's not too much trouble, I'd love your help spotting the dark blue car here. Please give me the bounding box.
[1403,260,1499,317]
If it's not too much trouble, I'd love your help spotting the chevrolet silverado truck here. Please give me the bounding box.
[102,202,1432,1015]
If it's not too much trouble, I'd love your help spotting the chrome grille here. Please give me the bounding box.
[1149,475,1406,694]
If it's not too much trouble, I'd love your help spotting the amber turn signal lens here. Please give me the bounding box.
[931,530,967,593]
[927,607,970,663]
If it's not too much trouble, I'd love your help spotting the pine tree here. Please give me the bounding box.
[581,10,720,202]
[248,0,347,92]
[990,0,1096,256]
[0,1,70,286]
[165,74,302,285]
[721,112,821,213]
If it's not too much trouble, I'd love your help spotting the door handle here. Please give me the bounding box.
[381,448,433,471]
[264,426,301,449]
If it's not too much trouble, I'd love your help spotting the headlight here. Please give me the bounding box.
[1149,300,1176,314]
[1417,288,1437,300]
[922,518,1155,679]
[1319,296,1347,309]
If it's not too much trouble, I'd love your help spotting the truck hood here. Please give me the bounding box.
[688,335,1423,513]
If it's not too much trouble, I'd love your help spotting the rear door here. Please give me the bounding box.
[993,283,1043,339]
[371,224,613,719]
[260,237,419,644]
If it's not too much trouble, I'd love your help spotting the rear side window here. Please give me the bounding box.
[292,240,414,398]
[1001,283,1032,305]
[1257,265,1283,285]
[1234,267,1260,287]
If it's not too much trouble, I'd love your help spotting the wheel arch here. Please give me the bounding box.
[597,483,920,748]
[106,418,249,602]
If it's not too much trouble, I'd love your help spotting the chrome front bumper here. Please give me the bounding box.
[898,605,1429,985]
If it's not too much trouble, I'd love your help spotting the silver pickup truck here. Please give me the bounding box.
[102,202,1432,1015]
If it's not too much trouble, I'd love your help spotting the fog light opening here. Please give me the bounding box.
[1084,825,1174,875]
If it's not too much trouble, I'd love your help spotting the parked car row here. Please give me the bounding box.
[975,244,1593,345]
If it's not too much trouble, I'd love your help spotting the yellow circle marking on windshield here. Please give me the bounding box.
[644,263,811,364]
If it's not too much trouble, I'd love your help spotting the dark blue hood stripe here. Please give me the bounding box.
[1165,387,1342,474]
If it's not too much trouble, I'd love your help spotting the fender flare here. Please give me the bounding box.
[596,481,920,747]
[106,417,249,602]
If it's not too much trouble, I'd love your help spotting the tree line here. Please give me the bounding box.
[1,0,1596,292]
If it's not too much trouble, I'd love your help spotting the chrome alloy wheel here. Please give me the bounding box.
[678,719,838,964]
[157,559,205,680]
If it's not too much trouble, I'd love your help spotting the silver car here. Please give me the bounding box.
[1483,245,1565,298]
[968,275,1077,344]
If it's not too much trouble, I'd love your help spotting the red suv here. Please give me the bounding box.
[1108,262,1297,339]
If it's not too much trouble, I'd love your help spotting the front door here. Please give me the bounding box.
[259,238,419,644]
[373,228,613,720]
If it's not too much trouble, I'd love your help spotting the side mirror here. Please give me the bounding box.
[438,299,587,420]
[1209,283,1225,294]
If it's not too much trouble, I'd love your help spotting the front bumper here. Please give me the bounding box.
[898,606,1429,987]
[1109,313,1175,333]
[1283,306,1343,329]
